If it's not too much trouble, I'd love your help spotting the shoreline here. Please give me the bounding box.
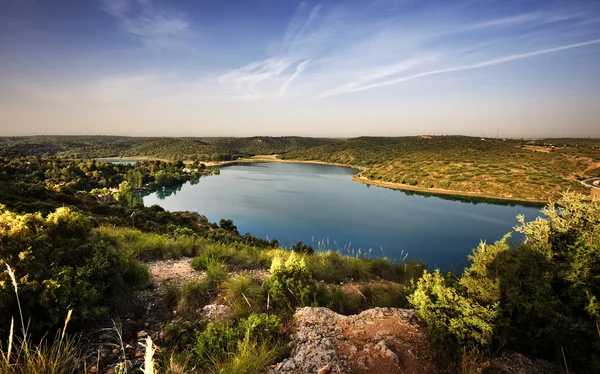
[205,155,364,170]
[106,154,567,205]
[351,175,548,205]
[211,155,549,205]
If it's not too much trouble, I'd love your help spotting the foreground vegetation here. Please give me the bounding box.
[0,150,599,372]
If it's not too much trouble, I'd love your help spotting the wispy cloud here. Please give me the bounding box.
[215,1,600,102]
[101,0,190,48]
[218,2,338,100]
[317,39,600,98]
[279,59,310,96]
[219,59,292,99]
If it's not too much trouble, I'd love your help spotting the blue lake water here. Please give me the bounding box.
[143,162,542,271]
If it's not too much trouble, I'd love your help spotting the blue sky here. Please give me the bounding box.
[0,0,599,137]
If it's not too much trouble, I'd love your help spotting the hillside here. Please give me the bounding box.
[281,136,600,201]
[0,136,341,161]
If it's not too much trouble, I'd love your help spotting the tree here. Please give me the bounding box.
[118,180,135,207]
[219,219,239,235]
[127,169,142,189]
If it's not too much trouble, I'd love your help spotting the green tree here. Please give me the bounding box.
[118,180,134,206]
[127,169,142,189]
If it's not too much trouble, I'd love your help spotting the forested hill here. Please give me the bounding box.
[0,136,341,161]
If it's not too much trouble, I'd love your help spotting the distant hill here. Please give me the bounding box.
[0,135,342,161]
[280,135,600,201]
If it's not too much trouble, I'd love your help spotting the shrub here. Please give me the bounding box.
[192,314,284,371]
[409,270,498,347]
[0,206,150,334]
[291,240,314,255]
[438,179,451,189]
[318,285,361,315]
[360,283,411,309]
[409,193,600,371]
[192,242,231,265]
[423,179,434,188]
[264,253,317,310]
[221,275,265,318]
[208,334,283,374]
[178,280,210,316]
[402,176,418,185]
[97,226,198,260]
[205,259,228,288]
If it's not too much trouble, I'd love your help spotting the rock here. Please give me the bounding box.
[137,330,148,339]
[489,352,562,374]
[317,363,331,374]
[268,307,437,374]
[201,304,230,322]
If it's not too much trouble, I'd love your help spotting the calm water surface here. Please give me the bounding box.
[143,162,542,271]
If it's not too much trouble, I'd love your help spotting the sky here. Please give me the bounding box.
[0,0,599,137]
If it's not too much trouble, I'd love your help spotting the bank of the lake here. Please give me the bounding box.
[144,162,542,271]
[207,155,555,205]
[351,175,548,205]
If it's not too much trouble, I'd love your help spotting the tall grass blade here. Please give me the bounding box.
[6,264,26,334]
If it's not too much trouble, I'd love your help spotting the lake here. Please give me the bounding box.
[143,162,542,271]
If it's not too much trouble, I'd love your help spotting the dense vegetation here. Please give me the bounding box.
[282,136,600,201]
[0,136,340,161]
[0,148,599,372]
[410,193,600,371]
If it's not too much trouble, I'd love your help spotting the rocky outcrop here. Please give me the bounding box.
[269,307,438,374]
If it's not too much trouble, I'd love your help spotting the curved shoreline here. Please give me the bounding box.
[351,175,548,205]
[210,155,549,205]
[206,155,364,171]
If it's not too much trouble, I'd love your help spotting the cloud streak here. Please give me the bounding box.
[317,39,600,98]
[219,2,325,99]
[279,59,310,96]
[101,0,190,47]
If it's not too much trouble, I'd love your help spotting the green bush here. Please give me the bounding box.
[360,283,411,309]
[409,270,498,347]
[438,179,451,189]
[205,259,228,287]
[264,253,318,310]
[178,280,210,316]
[423,179,434,188]
[0,206,150,334]
[402,176,418,185]
[409,193,600,370]
[318,285,361,315]
[96,226,198,260]
[222,275,265,318]
[291,240,315,255]
[192,314,284,371]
